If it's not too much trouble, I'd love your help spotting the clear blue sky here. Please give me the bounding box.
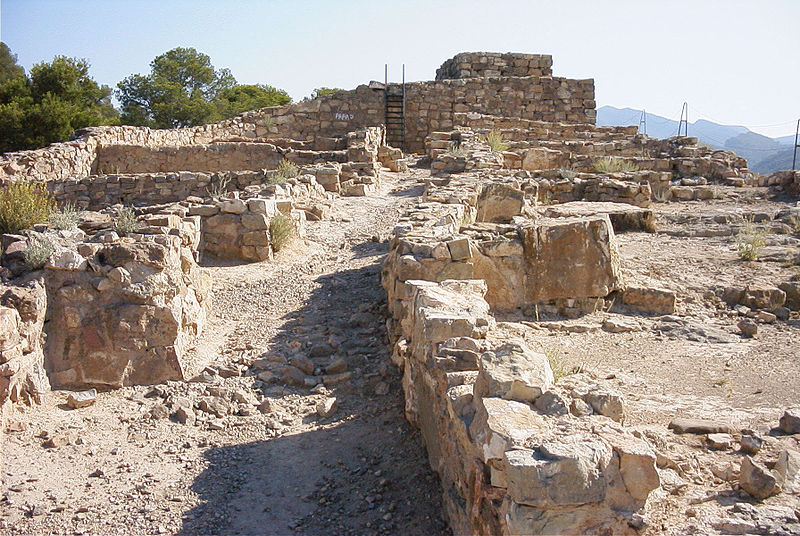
[2,0,798,138]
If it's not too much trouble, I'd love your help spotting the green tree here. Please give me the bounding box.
[0,47,118,153]
[310,87,343,99]
[214,84,290,117]
[0,42,25,83]
[118,47,284,128]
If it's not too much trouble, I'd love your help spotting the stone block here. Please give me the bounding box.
[622,286,676,315]
[522,148,568,171]
[241,231,269,247]
[473,339,553,403]
[504,437,611,507]
[247,198,278,216]
[520,216,622,302]
[476,182,525,223]
[469,397,548,462]
[220,198,248,214]
[241,213,269,231]
[446,238,473,261]
[144,214,181,228]
[188,205,220,217]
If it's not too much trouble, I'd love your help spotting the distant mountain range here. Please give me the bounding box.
[597,106,796,174]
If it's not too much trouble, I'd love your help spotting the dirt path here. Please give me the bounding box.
[0,170,449,536]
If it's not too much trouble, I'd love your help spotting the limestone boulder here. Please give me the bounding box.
[740,285,786,311]
[520,216,622,302]
[779,407,800,434]
[473,339,553,403]
[595,425,660,509]
[522,147,569,171]
[622,286,676,315]
[504,437,612,507]
[775,449,800,494]
[469,397,548,462]
[740,457,780,500]
[541,201,655,234]
[475,182,525,223]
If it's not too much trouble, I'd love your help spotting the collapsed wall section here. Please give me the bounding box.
[1,215,212,392]
[382,178,623,313]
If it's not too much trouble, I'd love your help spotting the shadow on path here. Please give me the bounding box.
[178,242,448,536]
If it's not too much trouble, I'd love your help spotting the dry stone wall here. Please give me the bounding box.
[389,279,659,535]
[0,282,50,438]
[402,77,595,153]
[1,218,211,391]
[95,142,345,175]
[436,52,553,80]
[0,53,596,184]
[382,177,624,314]
[428,126,750,183]
[454,112,636,137]
[0,120,254,183]
[195,194,308,262]
[762,169,800,196]
[47,128,386,210]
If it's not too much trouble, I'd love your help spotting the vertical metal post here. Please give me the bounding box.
[384,64,388,86]
[793,119,799,171]
[677,102,688,137]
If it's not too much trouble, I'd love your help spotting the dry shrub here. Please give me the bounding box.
[271,160,299,183]
[0,181,53,234]
[736,220,767,261]
[269,212,295,251]
[446,143,466,157]
[49,202,83,230]
[113,206,142,235]
[23,235,54,270]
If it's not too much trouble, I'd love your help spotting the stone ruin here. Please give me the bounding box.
[1,51,799,535]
